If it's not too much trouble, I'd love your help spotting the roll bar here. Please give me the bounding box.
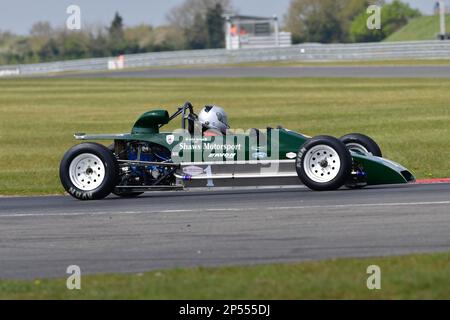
[162,101,197,130]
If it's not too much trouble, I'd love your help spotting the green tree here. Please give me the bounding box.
[187,13,208,49]
[151,26,186,51]
[206,3,225,48]
[167,0,232,49]
[285,0,369,43]
[38,38,60,61]
[61,32,90,59]
[108,12,127,55]
[340,0,372,39]
[88,32,111,57]
[350,0,421,42]
[30,21,53,38]
[11,38,37,63]
[305,3,344,43]
[28,22,54,59]
[109,12,124,41]
[124,24,154,52]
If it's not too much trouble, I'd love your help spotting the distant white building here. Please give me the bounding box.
[223,14,292,50]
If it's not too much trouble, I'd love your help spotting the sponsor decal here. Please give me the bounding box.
[171,129,280,166]
[296,148,307,168]
[185,137,208,142]
[166,134,175,145]
[208,153,236,159]
[182,166,204,177]
[251,145,267,151]
[252,152,268,159]
[179,143,242,151]
[69,187,93,200]
[286,152,297,159]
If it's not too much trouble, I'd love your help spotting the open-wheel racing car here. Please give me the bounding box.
[60,102,415,200]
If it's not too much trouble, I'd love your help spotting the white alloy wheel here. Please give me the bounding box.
[303,145,341,183]
[69,153,105,191]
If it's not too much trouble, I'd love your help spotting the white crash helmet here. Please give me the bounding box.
[198,105,230,134]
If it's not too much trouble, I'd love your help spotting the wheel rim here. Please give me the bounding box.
[303,145,341,183]
[345,142,369,155]
[69,153,106,191]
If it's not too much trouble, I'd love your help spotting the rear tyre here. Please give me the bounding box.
[296,136,352,191]
[108,144,144,198]
[340,133,382,157]
[60,143,119,200]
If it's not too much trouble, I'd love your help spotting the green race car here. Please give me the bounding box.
[60,102,415,200]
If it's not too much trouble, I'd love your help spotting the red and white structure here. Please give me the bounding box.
[224,14,292,50]
[108,54,125,70]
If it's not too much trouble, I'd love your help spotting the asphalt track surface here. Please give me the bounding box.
[0,183,449,279]
[51,65,450,78]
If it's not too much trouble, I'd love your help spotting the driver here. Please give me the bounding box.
[197,105,230,137]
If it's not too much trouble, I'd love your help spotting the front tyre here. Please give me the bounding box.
[296,136,352,191]
[60,143,119,200]
[340,133,382,157]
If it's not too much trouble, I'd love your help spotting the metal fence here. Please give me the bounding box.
[1,40,450,77]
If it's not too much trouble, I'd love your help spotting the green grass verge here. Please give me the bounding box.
[386,14,450,42]
[1,252,448,299]
[0,78,449,195]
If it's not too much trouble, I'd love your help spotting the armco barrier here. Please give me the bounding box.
[1,40,450,77]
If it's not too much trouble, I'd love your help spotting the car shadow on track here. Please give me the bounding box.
[103,183,420,201]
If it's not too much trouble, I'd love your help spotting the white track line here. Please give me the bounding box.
[1,201,449,219]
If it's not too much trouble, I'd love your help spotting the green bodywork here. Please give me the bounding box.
[75,109,415,186]
[131,110,169,134]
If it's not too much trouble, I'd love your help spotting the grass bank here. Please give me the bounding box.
[386,14,450,42]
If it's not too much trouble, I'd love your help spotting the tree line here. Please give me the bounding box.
[0,0,420,65]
